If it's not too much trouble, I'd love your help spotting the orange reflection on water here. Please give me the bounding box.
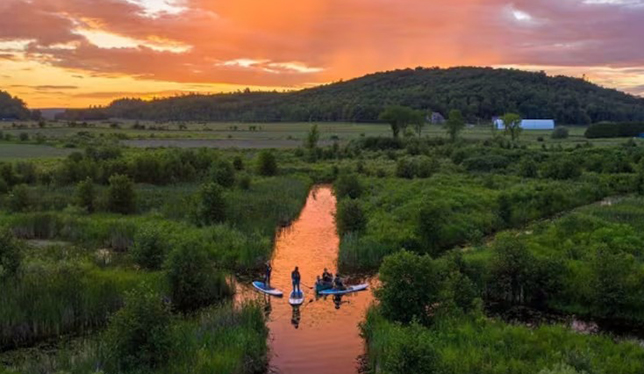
[244,185,375,374]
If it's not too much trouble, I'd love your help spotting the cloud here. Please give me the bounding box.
[1,0,644,106]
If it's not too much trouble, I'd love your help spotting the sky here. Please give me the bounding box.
[1,0,644,108]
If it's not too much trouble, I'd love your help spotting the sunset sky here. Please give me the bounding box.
[1,0,644,108]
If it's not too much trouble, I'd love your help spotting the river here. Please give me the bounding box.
[236,185,375,374]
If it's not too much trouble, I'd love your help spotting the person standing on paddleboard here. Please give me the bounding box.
[265,261,272,288]
[291,266,301,294]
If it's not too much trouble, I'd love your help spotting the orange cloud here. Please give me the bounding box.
[1,0,643,107]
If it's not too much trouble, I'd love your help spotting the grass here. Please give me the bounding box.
[0,143,73,160]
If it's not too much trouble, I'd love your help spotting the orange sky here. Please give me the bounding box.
[1,0,644,108]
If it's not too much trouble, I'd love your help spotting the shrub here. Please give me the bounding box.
[75,177,95,212]
[237,173,251,190]
[336,199,367,236]
[585,122,644,139]
[210,160,235,188]
[195,182,226,225]
[167,241,232,312]
[542,158,582,180]
[0,228,22,280]
[381,322,442,374]
[552,127,570,139]
[8,184,31,212]
[131,226,168,270]
[488,233,538,305]
[107,174,136,214]
[232,155,244,171]
[104,284,173,371]
[19,132,29,141]
[256,150,277,176]
[334,173,362,199]
[518,158,539,178]
[395,158,416,179]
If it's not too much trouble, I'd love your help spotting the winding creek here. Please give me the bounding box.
[236,185,376,374]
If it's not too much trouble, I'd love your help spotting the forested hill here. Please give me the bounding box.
[0,90,32,120]
[59,67,644,124]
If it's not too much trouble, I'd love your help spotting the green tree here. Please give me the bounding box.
[382,322,442,374]
[376,251,442,325]
[196,182,226,225]
[417,202,449,255]
[167,240,231,312]
[232,155,244,171]
[334,173,362,199]
[489,233,536,305]
[131,226,167,270]
[379,105,419,138]
[0,228,22,280]
[412,111,426,137]
[75,177,95,212]
[256,150,278,176]
[104,284,173,371]
[589,246,636,319]
[501,113,523,141]
[305,123,320,150]
[107,174,136,214]
[518,158,539,178]
[335,199,367,236]
[7,184,30,212]
[209,160,235,188]
[444,109,465,142]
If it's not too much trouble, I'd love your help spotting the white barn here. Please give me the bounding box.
[494,119,555,130]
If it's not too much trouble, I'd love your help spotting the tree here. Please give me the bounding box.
[305,124,320,150]
[232,155,244,171]
[196,182,226,225]
[551,126,569,139]
[104,284,173,371]
[334,173,362,199]
[131,226,167,270]
[488,233,536,305]
[0,228,22,280]
[256,150,278,176]
[379,105,419,138]
[7,184,31,212]
[501,113,523,141]
[107,174,136,214]
[209,160,235,188]
[167,240,231,312]
[444,109,465,142]
[335,199,367,236]
[417,202,450,255]
[75,177,95,212]
[412,111,426,137]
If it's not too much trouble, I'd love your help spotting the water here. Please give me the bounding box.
[237,185,375,374]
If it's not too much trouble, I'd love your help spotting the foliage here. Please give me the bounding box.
[104,284,173,371]
[445,109,465,142]
[195,182,226,225]
[131,225,168,270]
[0,228,21,280]
[305,124,320,150]
[335,199,367,236]
[210,159,235,188]
[256,150,278,176]
[75,177,95,212]
[551,127,570,139]
[106,174,136,214]
[167,240,232,312]
[334,172,362,199]
[585,122,644,138]
[7,184,31,212]
[0,91,30,120]
[379,105,424,138]
[501,112,523,141]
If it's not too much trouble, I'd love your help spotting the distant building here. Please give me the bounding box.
[494,118,555,130]
[429,112,446,124]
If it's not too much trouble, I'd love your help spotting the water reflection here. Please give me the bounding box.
[237,186,375,374]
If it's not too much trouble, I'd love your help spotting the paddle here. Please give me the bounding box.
[300,282,314,290]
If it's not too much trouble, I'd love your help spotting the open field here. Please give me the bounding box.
[0,143,74,160]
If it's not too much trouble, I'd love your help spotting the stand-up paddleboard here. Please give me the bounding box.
[289,290,305,305]
[252,281,283,297]
[318,284,368,296]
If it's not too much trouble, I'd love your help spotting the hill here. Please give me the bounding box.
[58,67,644,125]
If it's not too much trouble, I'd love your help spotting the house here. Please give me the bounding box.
[494,118,555,130]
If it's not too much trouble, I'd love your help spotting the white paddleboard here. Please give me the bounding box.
[252,281,283,297]
[289,290,305,305]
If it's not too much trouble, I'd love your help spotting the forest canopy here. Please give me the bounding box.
[0,91,32,120]
[57,67,644,125]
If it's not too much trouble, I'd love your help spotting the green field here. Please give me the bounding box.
[0,143,74,160]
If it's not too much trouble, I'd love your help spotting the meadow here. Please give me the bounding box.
[1,119,644,373]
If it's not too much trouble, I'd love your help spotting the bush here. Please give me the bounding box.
[106,174,136,214]
[237,173,251,190]
[395,158,416,179]
[232,155,244,171]
[585,122,644,139]
[0,228,22,280]
[131,226,168,270]
[210,160,235,188]
[19,132,29,141]
[8,184,31,212]
[335,199,367,236]
[334,173,362,199]
[542,158,582,180]
[256,150,277,176]
[195,182,226,225]
[381,322,442,374]
[105,284,173,371]
[552,127,570,139]
[167,241,232,312]
[75,177,95,212]
[518,158,539,178]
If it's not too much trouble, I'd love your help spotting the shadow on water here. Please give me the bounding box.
[235,185,376,374]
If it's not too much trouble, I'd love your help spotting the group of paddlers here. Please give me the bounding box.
[264,262,345,292]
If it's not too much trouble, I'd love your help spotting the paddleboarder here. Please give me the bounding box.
[291,266,301,294]
[322,268,333,283]
[333,273,346,290]
[265,261,272,288]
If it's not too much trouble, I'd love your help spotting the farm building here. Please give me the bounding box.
[494,118,555,130]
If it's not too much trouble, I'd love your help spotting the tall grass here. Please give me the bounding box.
[362,307,644,374]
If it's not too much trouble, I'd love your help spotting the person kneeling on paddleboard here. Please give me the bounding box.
[333,274,346,290]
[291,266,301,294]
[265,261,272,288]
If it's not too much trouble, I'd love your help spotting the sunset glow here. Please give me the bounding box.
[1,0,643,107]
